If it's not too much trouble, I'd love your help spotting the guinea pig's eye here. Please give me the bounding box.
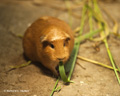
[50,44,54,49]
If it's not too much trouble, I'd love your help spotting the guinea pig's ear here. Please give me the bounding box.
[40,35,47,43]
[40,36,49,48]
[64,33,70,41]
[66,37,70,41]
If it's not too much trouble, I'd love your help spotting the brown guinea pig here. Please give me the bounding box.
[23,16,74,76]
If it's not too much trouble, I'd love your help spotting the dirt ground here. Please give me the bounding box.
[0,0,120,96]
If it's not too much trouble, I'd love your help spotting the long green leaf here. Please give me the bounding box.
[93,0,120,84]
[59,62,72,83]
[50,78,60,96]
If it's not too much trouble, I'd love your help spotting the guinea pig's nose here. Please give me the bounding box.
[57,57,65,61]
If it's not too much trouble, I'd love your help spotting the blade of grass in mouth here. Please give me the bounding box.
[59,61,73,83]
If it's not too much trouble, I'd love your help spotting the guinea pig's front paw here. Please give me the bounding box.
[50,66,59,77]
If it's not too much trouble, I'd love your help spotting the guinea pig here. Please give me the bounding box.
[23,16,74,76]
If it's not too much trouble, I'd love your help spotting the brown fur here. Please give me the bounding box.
[23,16,74,76]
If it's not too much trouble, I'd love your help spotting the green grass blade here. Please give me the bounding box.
[117,66,120,73]
[77,55,119,71]
[88,0,93,35]
[59,62,71,83]
[50,78,60,96]
[93,0,120,84]
[66,29,103,81]
[104,39,120,84]
[10,61,31,69]
[64,2,87,81]
[76,28,103,42]
[54,86,61,92]
[67,41,80,81]
[79,4,87,35]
